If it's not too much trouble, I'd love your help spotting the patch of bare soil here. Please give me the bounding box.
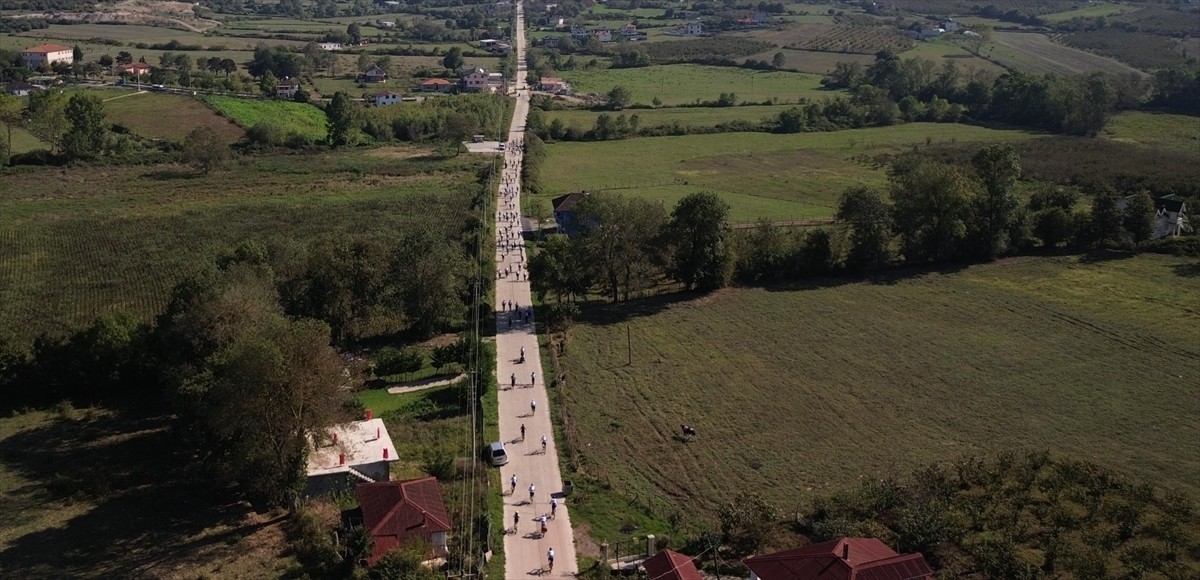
[573,522,601,558]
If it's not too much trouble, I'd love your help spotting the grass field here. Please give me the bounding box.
[553,254,1200,542]
[204,95,327,139]
[1039,2,1136,23]
[746,47,876,75]
[7,126,48,154]
[1102,111,1200,155]
[983,31,1144,76]
[900,40,1008,76]
[559,64,838,106]
[537,123,1042,222]
[544,104,796,130]
[101,92,246,143]
[0,149,484,345]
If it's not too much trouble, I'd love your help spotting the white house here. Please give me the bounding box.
[1154,196,1190,238]
[674,21,704,36]
[372,90,404,106]
[461,67,504,92]
[319,42,342,51]
[21,43,74,69]
[275,79,300,99]
[304,415,400,496]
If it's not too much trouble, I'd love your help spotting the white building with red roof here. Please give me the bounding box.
[355,477,451,565]
[21,43,74,69]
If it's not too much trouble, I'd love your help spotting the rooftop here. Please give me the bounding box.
[421,78,451,85]
[552,191,588,213]
[23,43,71,54]
[744,537,934,580]
[306,418,399,477]
[358,477,451,564]
[644,550,703,580]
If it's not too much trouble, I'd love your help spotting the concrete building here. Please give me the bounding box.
[372,90,404,106]
[304,415,400,496]
[21,44,74,69]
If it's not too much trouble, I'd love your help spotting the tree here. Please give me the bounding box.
[1032,207,1073,249]
[116,50,133,65]
[98,54,114,68]
[529,234,592,304]
[442,46,464,71]
[347,22,363,45]
[356,51,372,73]
[259,69,279,96]
[837,186,892,271]
[72,44,83,64]
[606,85,632,110]
[26,89,70,153]
[969,144,1022,260]
[797,229,835,275]
[325,91,359,147]
[390,229,467,337]
[889,157,974,263]
[369,544,441,579]
[181,126,231,174]
[375,347,423,378]
[772,51,786,69]
[665,192,734,291]
[1123,190,1156,243]
[62,93,106,160]
[1090,187,1124,247]
[574,194,666,302]
[718,492,779,556]
[0,93,22,165]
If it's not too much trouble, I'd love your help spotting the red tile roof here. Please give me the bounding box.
[23,43,72,54]
[644,550,703,580]
[356,477,451,565]
[744,538,934,580]
[421,78,451,85]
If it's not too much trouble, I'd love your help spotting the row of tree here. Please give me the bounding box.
[529,191,735,305]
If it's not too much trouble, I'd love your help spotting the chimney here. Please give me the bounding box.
[842,542,849,560]
[383,448,390,459]
[365,409,373,421]
[376,427,381,440]
[339,454,345,465]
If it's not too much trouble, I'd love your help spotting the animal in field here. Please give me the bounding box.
[681,424,697,437]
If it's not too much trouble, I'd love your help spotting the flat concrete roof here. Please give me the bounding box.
[307,418,399,477]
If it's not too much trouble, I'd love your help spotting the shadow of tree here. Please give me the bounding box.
[0,410,271,578]
[1172,262,1200,278]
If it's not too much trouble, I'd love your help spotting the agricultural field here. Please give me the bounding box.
[1061,29,1194,70]
[204,95,327,140]
[744,47,875,75]
[98,91,246,143]
[0,149,486,345]
[537,123,1042,222]
[553,253,1200,540]
[1039,1,1137,22]
[543,104,796,131]
[1101,111,1200,156]
[983,31,1143,76]
[900,40,1007,76]
[559,64,836,106]
[786,24,913,54]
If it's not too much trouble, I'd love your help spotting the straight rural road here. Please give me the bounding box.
[495,1,579,577]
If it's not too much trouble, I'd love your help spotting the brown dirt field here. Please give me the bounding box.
[104,92,245,144]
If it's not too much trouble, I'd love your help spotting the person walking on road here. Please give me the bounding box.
[529,483,536,503]
[547,548,555,572]
[530,399,537,415]
[531,371,536,387]
[551,497,558,519]
[510,474,517,495]
[511,373,516,389]
[513,511,520,533]
[541,433,547,453]
[520,423,526,441]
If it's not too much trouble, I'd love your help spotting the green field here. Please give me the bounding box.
[7,126,48,154]
[101,92,246,143]
[1102,110,1200,155]
[983,31,1144,76]
[544,104,796,130]
[204,95,328,139]
[1040,2,1137,23]
[0,149,483,345]
[559,64,838,106]
[538,123,1042,222]
[554,254,1200,540]
[746,47,876,75]
[900,40,1008,76]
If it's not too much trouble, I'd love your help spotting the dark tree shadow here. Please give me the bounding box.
[0,410,267,578]
[1077,249,1137,264]
[141,169,202,180]
[1172,262,1200,278]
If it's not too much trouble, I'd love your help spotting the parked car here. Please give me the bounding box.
[485,441,508,466]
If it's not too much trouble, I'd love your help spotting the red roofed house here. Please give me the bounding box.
[21,43,74,69]
[419,77,452,93]
[744,537,934,580]
[114,62,152,76]
[356,477,452,565]
[643,549,703,580]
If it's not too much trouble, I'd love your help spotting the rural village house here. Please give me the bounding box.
[351,477,452,565]
[1119,194,1192,238]
[744,537,934,580]
[538,76,571,94]
[552,191,588,235]
[461,68,505,93]
[275,79,300,99]
[304,413,399,496]
[371,90,404,106]
[3,81,38,96]
[362,65,389,83]
[419,77,453,93]
[20,43,74,69]
[114,62,151,76]
[643,549,703,580]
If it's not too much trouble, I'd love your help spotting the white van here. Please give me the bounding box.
[486,441,508,466]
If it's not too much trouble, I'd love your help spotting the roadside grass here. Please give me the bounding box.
[205,95,328,139]
[553,254,1200,544]
[544,104,795,131]
[981,31,1144,76]
[559,64,837,106]
[1102,110,1200,155]
[537,123,1042,221]
[0,149,483,345]
[0,408,297,577]
[100,92,245,143]
[1040,2,1136,22]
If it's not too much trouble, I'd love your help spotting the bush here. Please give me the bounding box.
[375,346,423,378]
[246,121,285,146]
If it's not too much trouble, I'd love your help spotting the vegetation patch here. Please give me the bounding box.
[983,32,1142,77]
[204,95,327,140]
[786,24,913,54]
[103,92,245,143]
[559,64,834,106]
